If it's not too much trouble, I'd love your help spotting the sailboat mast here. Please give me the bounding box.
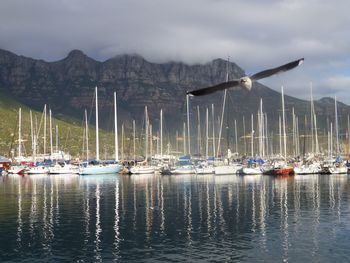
[44,104,47,156]
[18,108,21,158]
[160,109,163,157]
[145,106,149,160]
[206,108,209,159]
[243,116,246,155]
[121,123,124,161]
[279,115,282,157]
[251,114,254,157]
[335,96,340,155]
[217,89,227,156]
[114,92,119,162]
[197,106,201,155]
[85,109,89,160]
[281,86,287,159]
[348,115,350,156]
[49,109,53,156]
[183,122,186,155]
[186,94,191,155]
[234,119,238,154]
[330,122,333,158]
[212,104,216,158]
[95,87,99,161]
[133,120,136,161]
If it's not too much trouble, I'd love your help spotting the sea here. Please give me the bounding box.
[1,173,350,262]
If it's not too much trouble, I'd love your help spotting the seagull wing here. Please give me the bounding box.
[187,80,240,96]
[250,58,304,81]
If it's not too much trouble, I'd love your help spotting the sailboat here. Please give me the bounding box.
[79,88,122,175]
[329,96,347,174]
[263,87,294,176]
[129,106,156,174]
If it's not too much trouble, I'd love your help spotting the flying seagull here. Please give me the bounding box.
[187,58,304,96]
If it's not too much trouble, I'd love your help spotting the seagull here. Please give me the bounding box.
[187,58,304,96]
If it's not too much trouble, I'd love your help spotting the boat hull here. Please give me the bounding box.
[79,164,121,175]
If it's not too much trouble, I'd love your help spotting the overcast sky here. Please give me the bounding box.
[1,0,350,102]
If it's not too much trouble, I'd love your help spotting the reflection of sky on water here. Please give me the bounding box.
[1,174,350,262]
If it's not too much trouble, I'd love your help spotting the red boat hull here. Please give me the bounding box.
[265,167,294,176]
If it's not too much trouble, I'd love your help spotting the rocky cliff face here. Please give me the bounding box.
[0,48,348,133]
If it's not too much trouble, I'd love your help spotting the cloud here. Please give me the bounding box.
[1,0,350,101]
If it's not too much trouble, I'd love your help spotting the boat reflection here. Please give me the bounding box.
[0,173,350,262]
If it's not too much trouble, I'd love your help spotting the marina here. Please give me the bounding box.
[1,0,350,261]
[1,173,350,262]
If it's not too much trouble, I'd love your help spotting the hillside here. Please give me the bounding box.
[0,92,118,159]
[0,48,350,156]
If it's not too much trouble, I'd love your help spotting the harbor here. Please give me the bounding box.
[1,173,350,262]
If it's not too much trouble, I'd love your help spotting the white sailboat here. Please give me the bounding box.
[330,96,347,174]
[79,88,122,175]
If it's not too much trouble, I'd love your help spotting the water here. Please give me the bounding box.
[1,173,350,262]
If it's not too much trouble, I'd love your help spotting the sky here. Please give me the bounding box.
[1,0,350,102]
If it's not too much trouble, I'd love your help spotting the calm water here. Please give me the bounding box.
[1,173,350,262]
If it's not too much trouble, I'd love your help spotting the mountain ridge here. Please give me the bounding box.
[0,48,349,141]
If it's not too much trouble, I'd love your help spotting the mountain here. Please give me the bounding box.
[0,48,349,155]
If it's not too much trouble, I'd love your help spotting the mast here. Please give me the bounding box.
[95,87,100,161]
[206,108,209,159]
[44,104,47,156]
[133,120,136,161]
[310,84,314,153]
[348,115,350,156]
[217,57,230,157]
[183,122,186,155]
[251,114,254,157]
[18,108,22,158]
[234,119,238,154]
[292,107,296,157]
[197,106,201,155]
[49,109,53,156]
[186,94,191,155]
[55,125,58,152]
[330,122,333,158]
[311,83,319,153]
[114,92,119,162]
[335,96,340,156]
[85,109,89,160]
[279,115,282,157]
[149,124,153,159]
[281,86,287,159]
[145,106,149,161]
[217,90,227,156]
[212,104,216,158]
[30,110,33,157]
[121,123,124,161]
[160,109,163,157]
[265,113,269,157]
[243,116,247,155]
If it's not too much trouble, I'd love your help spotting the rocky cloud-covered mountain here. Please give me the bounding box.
[0,48,348,135]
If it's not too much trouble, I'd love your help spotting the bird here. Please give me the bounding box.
[187,58,304,96]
